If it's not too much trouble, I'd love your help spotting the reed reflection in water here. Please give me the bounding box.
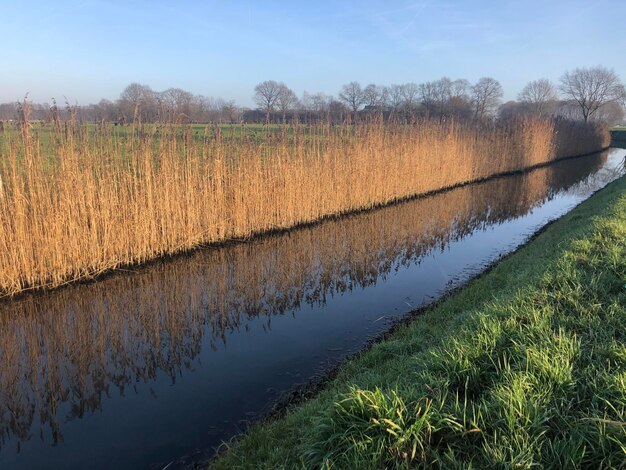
[0,150,621,468]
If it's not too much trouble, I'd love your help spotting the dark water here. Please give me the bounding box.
[611,130,626,149]
[0,150,624,469]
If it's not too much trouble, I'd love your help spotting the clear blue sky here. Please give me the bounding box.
[1,0,624,106]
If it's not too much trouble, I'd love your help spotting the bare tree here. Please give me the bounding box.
[194,96,232,123]
[399,83,420,112]
[119,83,157,123]
[339,81,364,117]
[556,98,625,124]
[301,91,332,121]
[310,93,331,114]
[418,78,448,116]
[450,79,470,99]
[418,81,438,115]
[95,99,118,122]
[363,84,380,108]
[160,88,194,122]
[433,77,453,112]
[419,78,470,118]
[559,66,625,122]
[220,100,241,123]
[254,80,281,123]
[518,78,558,115]
[362,84,389,112]
[471,77,503,119]
[328,99,350,121]
[388,84,404,113]
[498,100,528,121]
[300,92,313,121]
[434,78,472,118]
[378,86,390,110]
[591,100,625,124]
[276,84,298,122]
[448,79,472,118]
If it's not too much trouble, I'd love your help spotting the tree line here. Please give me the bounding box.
[1,66,624,125]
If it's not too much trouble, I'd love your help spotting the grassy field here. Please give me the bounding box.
[0,122,301,147]
[0,117,607,296]
[211,173,626,468]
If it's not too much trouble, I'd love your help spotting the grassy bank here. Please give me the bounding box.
[0,117,607,296]
[212,173,626,468]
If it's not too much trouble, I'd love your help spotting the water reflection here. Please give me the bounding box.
[0,151,621,465]
[611,132,626,149]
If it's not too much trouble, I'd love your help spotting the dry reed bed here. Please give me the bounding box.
[0,117,608,295]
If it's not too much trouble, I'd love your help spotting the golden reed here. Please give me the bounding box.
[0,115,608,296]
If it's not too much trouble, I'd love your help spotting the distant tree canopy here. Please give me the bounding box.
[1,66,624,125]
[419,78,472,119]
[471,77,503,120]
[253,80,282,122]
[0,85,246,124]
[276,84,298,121]
[518,79,558,116]
[339,81,365,115]
[559,66,626,122]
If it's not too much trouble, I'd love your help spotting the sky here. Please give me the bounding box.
[1,0,625,107]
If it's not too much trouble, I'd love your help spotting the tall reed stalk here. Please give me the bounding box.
[0,115,608,296]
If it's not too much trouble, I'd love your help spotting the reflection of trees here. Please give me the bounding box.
[562,153,625,198]
[0,152,609,448]
[610,132,626,150]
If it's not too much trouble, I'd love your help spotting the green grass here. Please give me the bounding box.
[0,122,295,145]
[211,174,626,469]
[1,122,302,137]
[0,122,315,164]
